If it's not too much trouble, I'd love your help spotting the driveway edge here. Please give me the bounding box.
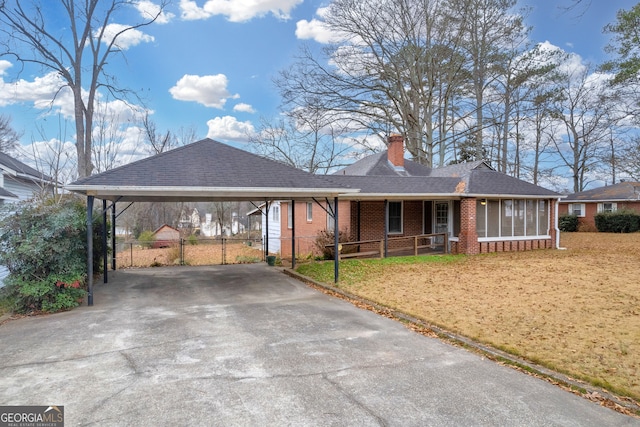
[282,267,640,418]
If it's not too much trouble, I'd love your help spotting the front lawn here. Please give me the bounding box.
[296,232,640,404]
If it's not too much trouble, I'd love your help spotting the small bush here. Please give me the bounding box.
[138,230,155,248]
[187,234,198,245]
[166,246,181,264]
[594,210,640,233]
[559,214,579,232]
[314,228,355,259]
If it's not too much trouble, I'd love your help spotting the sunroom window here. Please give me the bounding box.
[476,199,550,238]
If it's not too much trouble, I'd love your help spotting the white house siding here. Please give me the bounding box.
[261,202,281,254]
[4,179,40,201]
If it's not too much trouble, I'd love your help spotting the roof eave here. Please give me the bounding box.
[65,185,359,201]
[339,192,562,201]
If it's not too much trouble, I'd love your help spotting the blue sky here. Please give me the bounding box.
[0,0,637,178]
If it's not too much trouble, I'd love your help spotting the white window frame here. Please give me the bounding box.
[306,202,313,222]
[477,198,551,241]
[287,203,293,229]
[568,203,586,217]
[272,205,279,222]
[597,202,617,213]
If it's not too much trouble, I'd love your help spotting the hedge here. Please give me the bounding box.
[594,211,640,233]
[559,214,579,232]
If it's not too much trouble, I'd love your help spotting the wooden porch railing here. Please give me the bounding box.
[329,233,448,260]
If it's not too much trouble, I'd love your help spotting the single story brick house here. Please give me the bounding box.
[66,137,564,301]
[278,135,561,258]
[558,181,640,230]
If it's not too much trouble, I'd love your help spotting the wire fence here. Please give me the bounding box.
[115,237,264,268]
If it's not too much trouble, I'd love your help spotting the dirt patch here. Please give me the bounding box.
[334,232,640,401]
[116,241,264,267]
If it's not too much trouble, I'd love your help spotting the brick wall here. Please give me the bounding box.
[456,198,479,255]
[279,200,351,258]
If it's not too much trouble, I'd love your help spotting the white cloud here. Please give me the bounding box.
[97,23,155,50]
[233,103,255,113]
[0,70,69,111]
[295,7,349,44]
[179,0,303,23]
[206,116,255,141]
[169,74,236,108]
[0,60,12,76]
[136,0,175,24]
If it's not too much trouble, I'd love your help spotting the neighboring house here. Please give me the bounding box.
[201,211,247,237]
[0,152,57,285]
[0,151,54,205]
[279,135,561,258]
[558,181,640,230]
[151,224,180,248]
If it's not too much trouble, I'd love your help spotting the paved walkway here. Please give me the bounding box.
[0,265,638,426]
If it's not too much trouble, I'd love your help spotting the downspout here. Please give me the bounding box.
[555,197,566,250]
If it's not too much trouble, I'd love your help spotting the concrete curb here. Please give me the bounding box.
[282,267,640,417]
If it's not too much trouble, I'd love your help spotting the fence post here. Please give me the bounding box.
[379,240,384,259]
[222,238,226,265]
[414,235,418,256]
[444,233,449,254]
[180,238,185,265]
[130,243,133,267]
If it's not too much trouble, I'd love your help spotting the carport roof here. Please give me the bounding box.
[66,138,358,202]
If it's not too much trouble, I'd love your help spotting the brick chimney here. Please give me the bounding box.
[387,134,405,169]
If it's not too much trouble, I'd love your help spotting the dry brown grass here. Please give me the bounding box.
[116,240,264,267]
[330,233,640,400]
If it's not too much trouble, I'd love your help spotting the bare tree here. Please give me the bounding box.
[0,114,21,153]
[249,106,354,174]
[142,112,174,155]
[0,0,168,178]
[92,102,131,173]
[276,0,474,167]
[616,135,640,181]
[548,65,620,192]
[457,0,529,160]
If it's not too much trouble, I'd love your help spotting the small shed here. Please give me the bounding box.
[152,224,180,248]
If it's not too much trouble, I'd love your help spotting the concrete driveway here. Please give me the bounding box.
[0,265,637,426]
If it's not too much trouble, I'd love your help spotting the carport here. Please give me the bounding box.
[66,138,359,305]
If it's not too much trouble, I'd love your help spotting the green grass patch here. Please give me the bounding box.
[296,254,462,286]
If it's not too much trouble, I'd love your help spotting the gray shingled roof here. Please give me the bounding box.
[66,138,559,202]
[0,151,53,183]
[562,181,640,202]
[67,138,357,201]
[466,169,559,197]
[334,151,432,177]
[332,153,558,199]
[328,175,462,199]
